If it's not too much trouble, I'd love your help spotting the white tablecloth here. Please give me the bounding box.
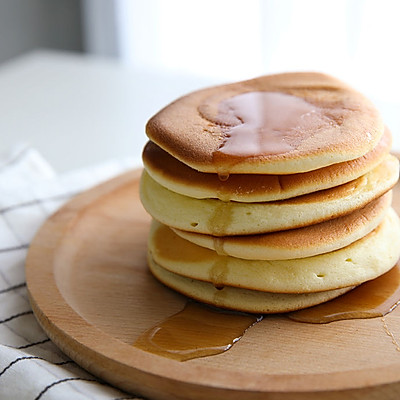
[0,144,144,399]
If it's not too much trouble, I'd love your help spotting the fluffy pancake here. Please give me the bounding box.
[146,72,384,174]
[140,155,399,235]
[148,256,354,313]
[143,127,392,202]
[148,208,400,294]
[172,191,392,260]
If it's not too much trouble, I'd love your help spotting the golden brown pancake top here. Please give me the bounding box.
[146,72,384,174]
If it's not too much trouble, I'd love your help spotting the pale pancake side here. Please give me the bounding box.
[146,72,384,174]
[172,191,392,260]
[140,155,399,235]
[148,208,400,294]
[143,127,392,202]
[148,256,354,314]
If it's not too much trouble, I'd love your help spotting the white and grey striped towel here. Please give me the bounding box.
[0,144,144,400]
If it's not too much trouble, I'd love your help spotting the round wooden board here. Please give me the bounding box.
[26,168,400,400]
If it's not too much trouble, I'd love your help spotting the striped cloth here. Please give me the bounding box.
[0,144,144,400]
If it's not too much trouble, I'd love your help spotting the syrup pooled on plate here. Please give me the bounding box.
[135,263,400,361]
[134,301,262,361]
[288,262,400,323]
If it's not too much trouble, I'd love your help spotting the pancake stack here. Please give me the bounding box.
[140,72,400,313]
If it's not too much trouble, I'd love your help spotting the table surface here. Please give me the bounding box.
[0,50,398,172]
[0,50,220,172]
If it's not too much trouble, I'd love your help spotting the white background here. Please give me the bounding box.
[81,0,400,156]
[1,0,399,171]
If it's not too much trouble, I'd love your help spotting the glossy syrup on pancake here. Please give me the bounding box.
[213,91,330,166]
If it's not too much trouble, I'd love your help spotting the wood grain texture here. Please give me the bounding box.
[26,167,400,400]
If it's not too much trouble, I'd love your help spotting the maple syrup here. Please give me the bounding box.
[213,237,227,256]
[135,263,400,361]
[207,201,234,235]
[289,262,400,323]
[209,256,229,289]
[213,91,328,160]
[217,173,230,182]
[134,301,262,361]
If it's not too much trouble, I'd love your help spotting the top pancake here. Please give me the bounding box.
[146,72,384,174]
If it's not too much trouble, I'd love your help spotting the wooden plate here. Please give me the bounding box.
[26,169,400,400]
